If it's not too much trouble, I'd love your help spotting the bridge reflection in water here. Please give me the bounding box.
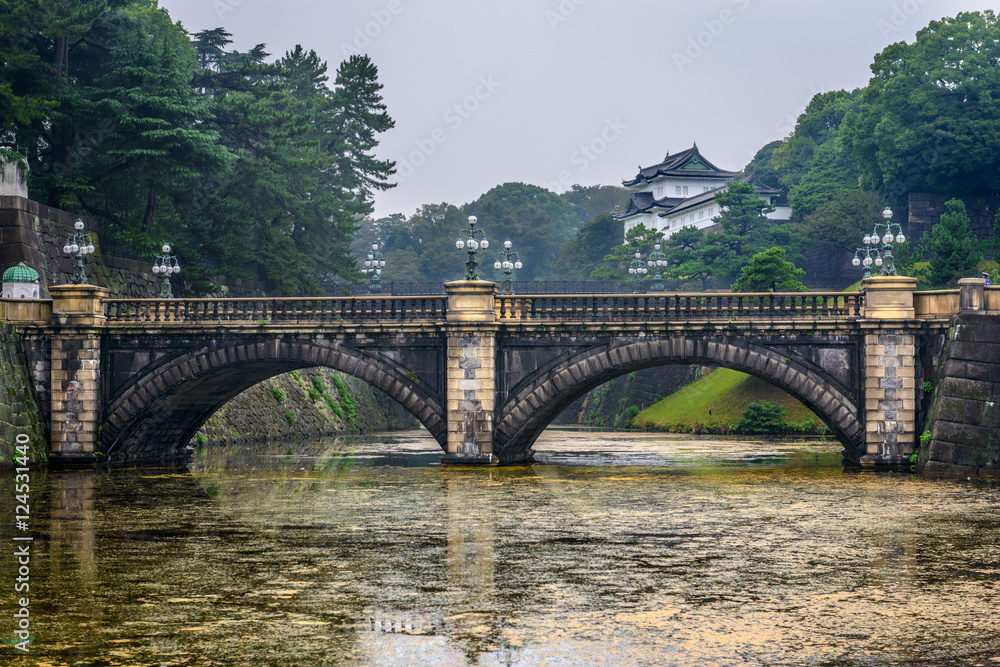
[3,433,999,666]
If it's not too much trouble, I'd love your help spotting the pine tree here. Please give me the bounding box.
[926,199,982,287]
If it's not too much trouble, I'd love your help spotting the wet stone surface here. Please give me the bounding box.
[2,429,1000,666]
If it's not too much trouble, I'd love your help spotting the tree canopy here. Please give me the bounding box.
[731,247,808,293]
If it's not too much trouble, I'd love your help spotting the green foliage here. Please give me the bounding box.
[308,388,322,402]
[922,381,933,394]
[925,199,982,287]
[196,432,208,445]
[735,401,788,435]
[732,247,808,293]
[332,374,356,421]
[325,395,344,420]
[800,190,885,252]
[786,137,861,216]
[271,387,285,403]
[558,184,630,227]
[556,212,623,279]
[841,11,1000,197]
[920,430,932,446]
[595,222,664,280]
[311,375,325,393]
[283,410,296,425]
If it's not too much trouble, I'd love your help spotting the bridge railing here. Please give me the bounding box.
[496,292,864,321]
[103,297,448,324]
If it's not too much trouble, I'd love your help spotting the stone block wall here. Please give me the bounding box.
[193,368,417,447]
[0,195,267,298]
[0,323,48,463]
[908,192,1000,243]
[922,313,1000,475]
[863,332,917,462]
[445,328,496,458]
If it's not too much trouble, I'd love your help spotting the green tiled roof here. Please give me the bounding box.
[3,262,39,283]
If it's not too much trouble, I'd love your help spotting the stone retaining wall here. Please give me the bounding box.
[922,313,1000,475]
[908,192,1000,243]
[0,323,47,463]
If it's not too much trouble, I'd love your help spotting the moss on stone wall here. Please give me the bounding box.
[0,323,47,464]
[192,367,417,448]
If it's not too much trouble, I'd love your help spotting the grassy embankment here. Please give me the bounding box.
[633,367,826,434]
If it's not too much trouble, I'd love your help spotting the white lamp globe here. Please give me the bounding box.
[896,233,905,244]
[455,239,465,249]
[372,243,378,251]
[514,261,522,270]
[863,235,871,245]
[882,207,892,220]
[70,243,79,253]
[629,268,636,274]
[634,252,641,259]
[863,257,872,267]
[153,265,161,274]
[173,265,180,274]
[87,244,95,254]
[852,257,861,267]
[74,219,84,230]
[504,239,512,249]
[882,232,893,244]
[63,244,71,254]
[468,240,479,250]
[494,261,502,270]
[379,260,385,267]
[375,268,381,275]
[874,256,883,266]
[468,215,477,225]
[162,244,171,253]
[654,243,661,251]
[480,239,489,249]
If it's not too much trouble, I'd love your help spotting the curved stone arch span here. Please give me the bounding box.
[495,337,864,464]
[101,339,446,459]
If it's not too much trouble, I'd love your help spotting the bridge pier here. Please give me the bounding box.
[440,281,499,465]
[860,276,918,467]
[48,285,107,465]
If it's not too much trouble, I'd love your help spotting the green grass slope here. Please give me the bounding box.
[633,368,824,434]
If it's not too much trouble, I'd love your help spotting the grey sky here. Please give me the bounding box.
[159,0,995,219]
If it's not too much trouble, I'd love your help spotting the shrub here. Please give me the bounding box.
[195,432,208,445]
[735,401,788,434]
[325,396,344,419]
[284,410,296,425]
[272,387,286,402]
[312,375,325,393]
[332,374,356,421]
[922,381,933,394]
[308,388,322,402]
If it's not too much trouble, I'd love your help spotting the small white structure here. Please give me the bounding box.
[614,144,791,240]
[0,159,28,198]
[2,263,41,299]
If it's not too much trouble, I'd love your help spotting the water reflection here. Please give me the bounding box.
[1,431,999,666]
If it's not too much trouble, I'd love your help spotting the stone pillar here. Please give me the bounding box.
[441,281,499,465]
[958,277,986,313]
[860,276,918,467]
[49,285,107,464]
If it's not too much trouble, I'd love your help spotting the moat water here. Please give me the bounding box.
[3,429,1000,666]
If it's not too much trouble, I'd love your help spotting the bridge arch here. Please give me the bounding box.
[495,337,865,464]
[101,339,446,459]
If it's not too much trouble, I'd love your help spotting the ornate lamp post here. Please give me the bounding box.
[646,242,667,291]
[492,239,522,295]
[62,218,95,285]
[628,249,648,293]
[455,215,489,280]
[152,243,180,298]
[854,207,905,278]
[361,240,385,292]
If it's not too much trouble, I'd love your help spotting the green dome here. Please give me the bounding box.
[3,262,39,283]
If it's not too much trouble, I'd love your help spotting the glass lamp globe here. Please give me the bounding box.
[882,207,892,220]
[863,257,872,267]
[874,256,883,266]
[153,265,161,274]
[634,252,641,259]
[63,244,71,254]
[863,235,872,245]
[88,244,95,254]
[494,261,502,270]
[468,240,478,250]
[852,257,861,267]
[654,243,661,251]
[647,260,654,267]
[896,233,905,244]
[74,219,84,230]
[162,244,171,253]
[375,268,381,275]
[173,265,180,273]
[468,215,477,226]
[504,239,512,249]
[455,239,465,249]
[372,243,378,251]
[70,243,79,253]
[514,261,522,270]
[629,268,636,275]
[480,239,489,249]
[883,233,893,244]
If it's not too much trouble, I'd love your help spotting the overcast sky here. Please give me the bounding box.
[159,0,994,219]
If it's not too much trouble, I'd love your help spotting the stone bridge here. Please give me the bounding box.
[5,276,981,468]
